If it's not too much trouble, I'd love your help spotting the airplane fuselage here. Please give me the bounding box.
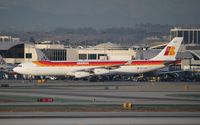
[13,60,168,77]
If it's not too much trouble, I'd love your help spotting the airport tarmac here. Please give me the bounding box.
[0,80,200,105]
[1,117,200,125]
[0,112,200,125]
[0,80,200,124]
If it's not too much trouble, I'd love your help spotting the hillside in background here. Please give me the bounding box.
[1,24,200,46]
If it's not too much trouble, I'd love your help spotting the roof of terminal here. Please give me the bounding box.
[0,41,24,50]
[91,42,124,49]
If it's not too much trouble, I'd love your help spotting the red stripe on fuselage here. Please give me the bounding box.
[33,60,166,67]
[131,60,164,65]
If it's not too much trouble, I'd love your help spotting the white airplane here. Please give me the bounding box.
[13,37,183,78]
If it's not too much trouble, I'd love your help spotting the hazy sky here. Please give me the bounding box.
[0,0,200,31]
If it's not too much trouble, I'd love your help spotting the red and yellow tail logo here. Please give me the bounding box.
[164,46,175,56]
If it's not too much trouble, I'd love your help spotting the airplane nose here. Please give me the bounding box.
[13,67,18,73]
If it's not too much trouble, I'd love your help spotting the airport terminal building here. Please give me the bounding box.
[0,36,79,64]
[170,28,200,71]
[0,36,137,63]
[170,28,200,45]
[78,42,136,61]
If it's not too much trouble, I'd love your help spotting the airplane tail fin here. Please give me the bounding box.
[150,37,183,61]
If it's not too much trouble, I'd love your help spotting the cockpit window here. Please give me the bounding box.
[17,64,22,67]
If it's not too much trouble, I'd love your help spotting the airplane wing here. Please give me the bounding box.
[72,61,132,78]
[75,60,132,73]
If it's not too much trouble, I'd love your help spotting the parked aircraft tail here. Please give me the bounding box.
[150,37,183,61]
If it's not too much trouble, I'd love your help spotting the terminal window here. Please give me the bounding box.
[26,53,32,58]
[88,54,97,60]
[79,54,87,60]
[41,49,66,61]
[98,54,107,60]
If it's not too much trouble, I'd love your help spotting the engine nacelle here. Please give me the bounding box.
[74,71,90,78]
[94,68,109,75]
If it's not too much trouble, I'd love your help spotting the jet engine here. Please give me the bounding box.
[94,68,109,75]
[74,71,90,78]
